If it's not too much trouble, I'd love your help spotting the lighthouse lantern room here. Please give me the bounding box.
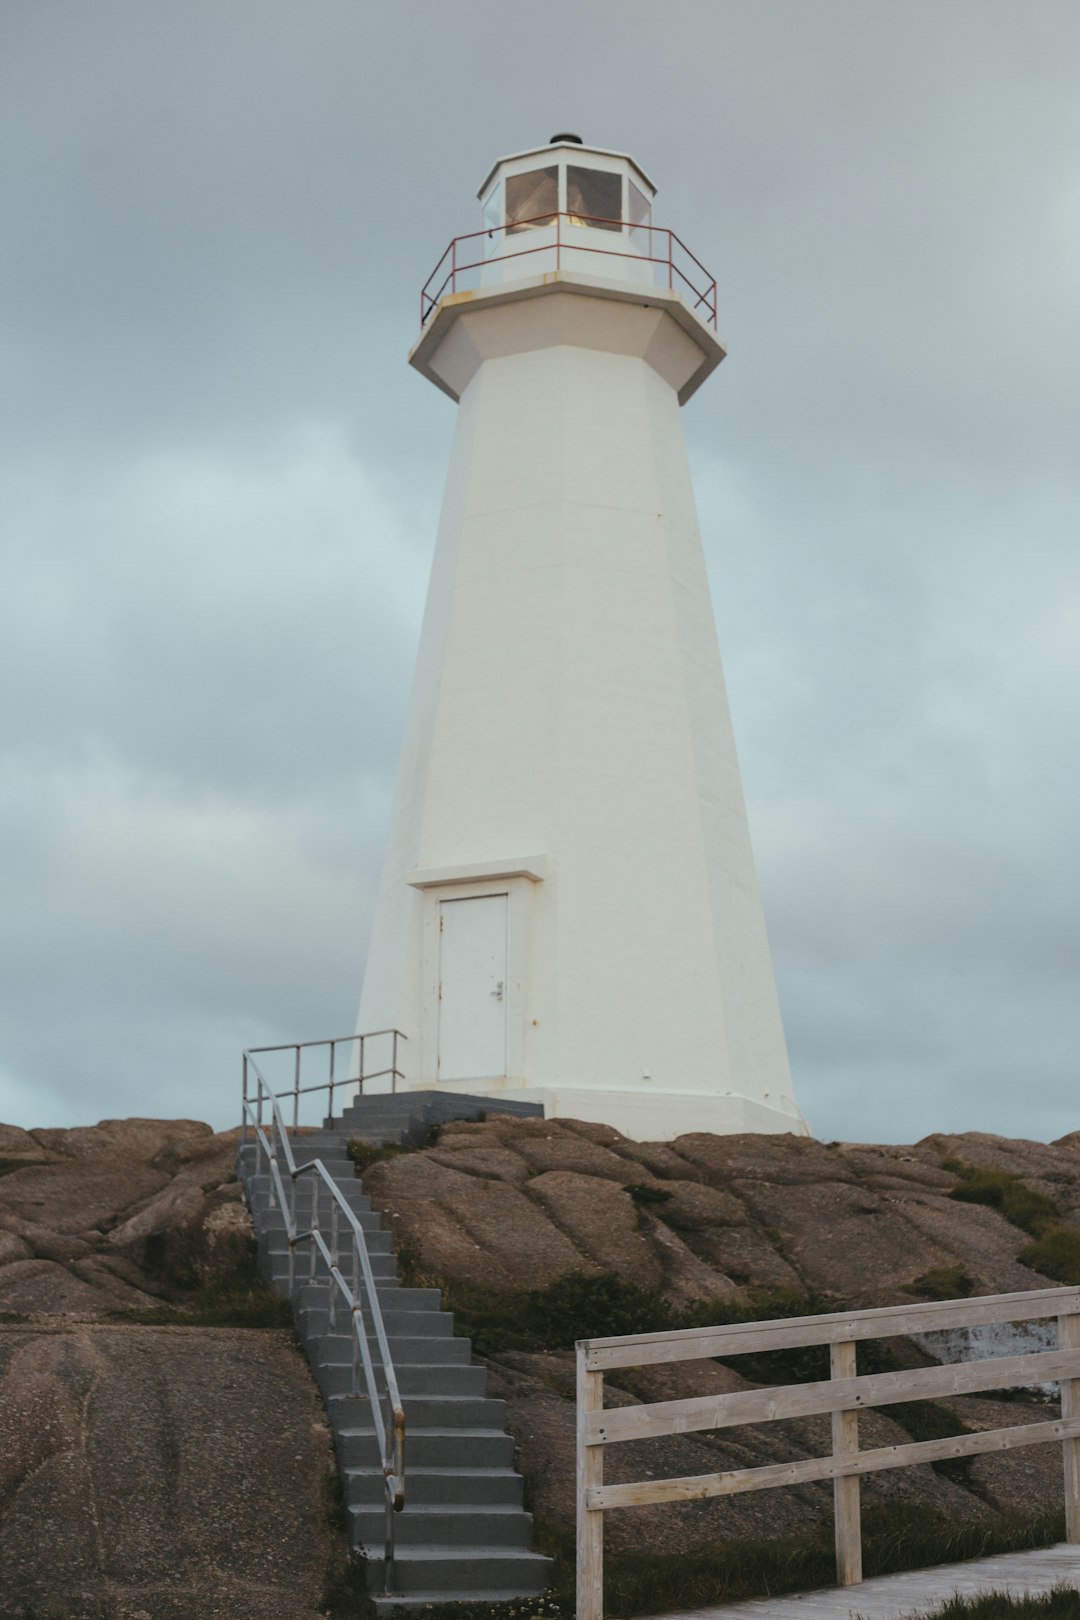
[357,136,808,1141]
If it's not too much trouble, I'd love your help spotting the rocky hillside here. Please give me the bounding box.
[0,1118,351,1620]
[3,1112,1079,1615]
[360,1116,1080,1555]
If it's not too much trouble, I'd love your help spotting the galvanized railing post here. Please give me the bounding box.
[241,1053,248,1145]
[329,1202,339,1329]
[328,1039,336,1125]
[293,1044,301,1130]
[391,1030,398,1094]
[359,1033,366,1098]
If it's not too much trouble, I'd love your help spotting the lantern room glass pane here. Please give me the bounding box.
[567,166,622,231]
[628,179,652,246]
[506,167,557,234]
[483,183,502,237]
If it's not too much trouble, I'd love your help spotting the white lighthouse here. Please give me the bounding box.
[356,137,808,1141]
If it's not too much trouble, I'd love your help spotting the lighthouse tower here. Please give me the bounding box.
[356,137,808,1141]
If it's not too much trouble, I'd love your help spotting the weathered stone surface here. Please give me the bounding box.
[0,1325,336,1619]
[527,1171,665,1287]
[0,1124,54,1162]
[29,1118,214,1163]
[364,1152,588,1290]
[357,1117,1080,1311]
[425,1143,532,1183]
[0,1119,248,1316]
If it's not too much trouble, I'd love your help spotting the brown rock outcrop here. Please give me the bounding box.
[0,1120,245,1314]
[0,1324,337,1619]
[359,1116,1070,1310]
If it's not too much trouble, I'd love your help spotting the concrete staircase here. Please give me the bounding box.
[239,1091,551,1611]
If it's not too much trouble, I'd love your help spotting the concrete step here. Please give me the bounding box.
[294,1293,452,1334]
[240,1100,548,1607]
[248,1173,372,1206]
[302,1331,471,1366]
[352,1503,534,1549]
[309,1360,485,1399]
[336,1426,516,1470]
[316,1376,506,1428]
[363,1547,552,1597]
[345,1465,523,1508]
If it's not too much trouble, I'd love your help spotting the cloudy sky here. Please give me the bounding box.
[1,1,1077,1145]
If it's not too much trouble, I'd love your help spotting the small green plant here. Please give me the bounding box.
[0,1310,28,1324]
[625,1182,672,1207]
[347,1138,411,1174]
[912,1588,1080,1619]
[906,1265,976,1301]
[346,1122,442,1176]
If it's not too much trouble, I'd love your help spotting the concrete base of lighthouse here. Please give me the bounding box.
[404,1077,806,1141]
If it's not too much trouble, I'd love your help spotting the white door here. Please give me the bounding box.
[437,894,508,1080]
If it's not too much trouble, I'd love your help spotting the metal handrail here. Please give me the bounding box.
[420,210,719,329]
[241,1054,407,1593]
[242,1029,407,1131]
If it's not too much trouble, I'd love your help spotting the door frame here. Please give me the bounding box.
[415,872,536,1087]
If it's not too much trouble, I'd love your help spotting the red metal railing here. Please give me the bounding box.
[419,212,717,330]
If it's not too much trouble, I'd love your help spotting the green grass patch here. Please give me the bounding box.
[907,1264,977,1300]
[0,1311,28,1324]
[889,1399,976,1486]
[498,1505,1066,1619]
[421,1269,840,1361]
[947,1164,1060,1239]
[346,1122,443,1176]
[913,1589,1080,1619]
[110,1249,293,1329]
[945,1162,1080,1285]
[1018,1226,1080,1287]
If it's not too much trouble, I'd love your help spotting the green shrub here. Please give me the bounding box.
[947,1164,1060,1238]
[907,1265,976,1300]
[1018,1225,1080,1286]
[112,1247,292,1329]
[625,1182,673,1207]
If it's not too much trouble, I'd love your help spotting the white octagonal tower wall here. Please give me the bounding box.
[356,138,808,1142]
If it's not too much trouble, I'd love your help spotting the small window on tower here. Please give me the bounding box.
[505,167,557,234]
[567,166,622,231]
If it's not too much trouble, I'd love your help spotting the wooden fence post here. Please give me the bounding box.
[577,1342,605,1620]
[831,1338,862,1585]
[1059,1310,1080,1542]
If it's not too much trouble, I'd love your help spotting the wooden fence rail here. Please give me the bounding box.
[576,1285,1080,1620]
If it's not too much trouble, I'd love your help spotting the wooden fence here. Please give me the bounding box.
[576,1285,1080,1620]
